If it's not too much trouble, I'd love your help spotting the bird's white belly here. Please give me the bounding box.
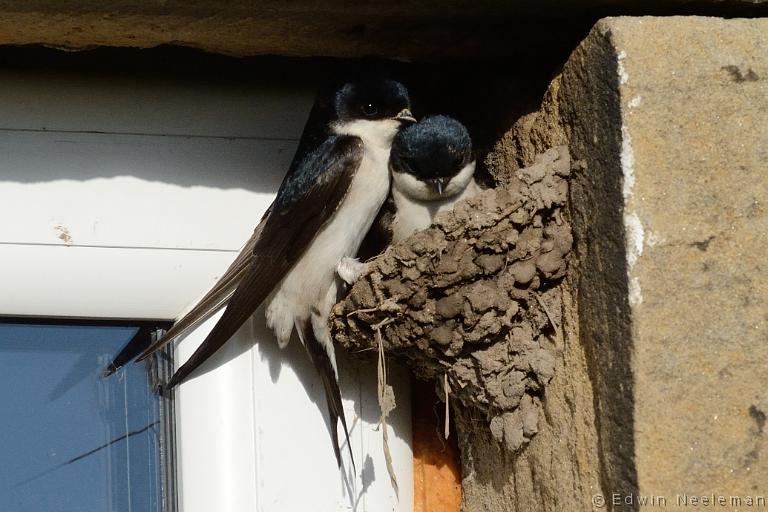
[265,146,391,347]
[391,194,435,243]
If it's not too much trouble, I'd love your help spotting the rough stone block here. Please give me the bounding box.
[599,16,768,503]
[482,15,768,511]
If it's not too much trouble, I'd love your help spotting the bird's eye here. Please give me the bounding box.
[362,103,378,116]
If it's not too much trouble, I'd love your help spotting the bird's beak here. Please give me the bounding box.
[427,177,449,196]
[395,109,416,124]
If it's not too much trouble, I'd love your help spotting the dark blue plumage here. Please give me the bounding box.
[333,80,411,122]
[275,135,357,210]
[390,115,473,180]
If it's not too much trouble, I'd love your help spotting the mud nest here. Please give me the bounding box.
[332,146,573,452]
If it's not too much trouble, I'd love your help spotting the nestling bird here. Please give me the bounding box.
[388,114,480,242]
[108,79,415,466]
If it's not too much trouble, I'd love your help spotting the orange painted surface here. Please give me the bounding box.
[412,379,462,512]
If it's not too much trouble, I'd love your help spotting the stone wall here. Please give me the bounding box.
[479,16,768,511]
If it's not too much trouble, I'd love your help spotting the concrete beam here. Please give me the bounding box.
[0,2,766,60]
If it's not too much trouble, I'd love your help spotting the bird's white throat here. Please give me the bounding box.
[391,161,480,243]
[331,118,403,150]
[392,160,476,202]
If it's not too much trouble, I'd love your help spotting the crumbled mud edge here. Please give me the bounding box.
[332,146,573,452]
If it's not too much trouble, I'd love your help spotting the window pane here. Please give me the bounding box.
[0,324,164,512]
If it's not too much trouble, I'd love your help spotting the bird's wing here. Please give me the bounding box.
[130,208,270,364]
[165,135,364,387]
[106,95,336,375]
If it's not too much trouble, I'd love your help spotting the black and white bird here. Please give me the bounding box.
[387,115,480,243]
[111,79,415,466]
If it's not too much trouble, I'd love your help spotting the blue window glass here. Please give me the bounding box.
[0,323,172,512]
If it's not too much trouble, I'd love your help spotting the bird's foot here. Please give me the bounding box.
[336,257,369,285]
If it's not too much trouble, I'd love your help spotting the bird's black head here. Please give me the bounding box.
[333,80,414,124]
[390,115,475,197]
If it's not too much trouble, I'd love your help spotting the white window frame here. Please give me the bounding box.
[0,68,413,512]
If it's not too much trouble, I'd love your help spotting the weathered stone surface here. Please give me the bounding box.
[484,15,768,512]
[0,2,766,60]
[604,16,768,503]
[0,1,579,60]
